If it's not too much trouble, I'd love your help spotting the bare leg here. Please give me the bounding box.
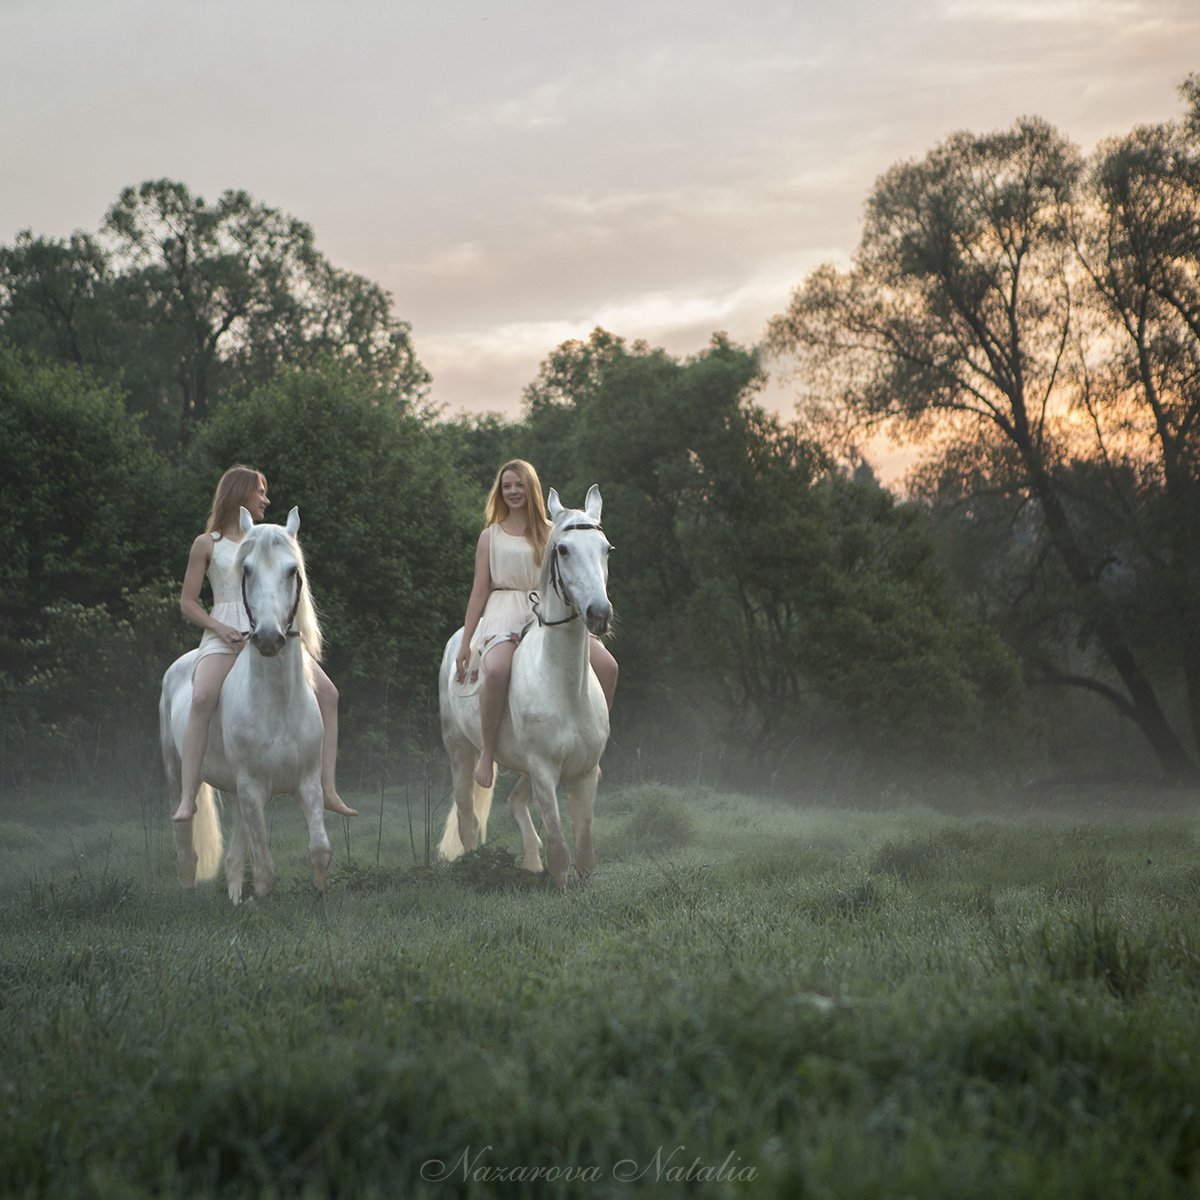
[589,639,618,710]
[474,640,515,788]
[312,664,357,817]
[174,653,237,822]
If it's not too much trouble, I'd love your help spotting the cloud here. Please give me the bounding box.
[940,0,1141,23]
[476,81,571,131]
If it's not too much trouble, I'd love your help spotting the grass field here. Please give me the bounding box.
[1,778,1199,1198]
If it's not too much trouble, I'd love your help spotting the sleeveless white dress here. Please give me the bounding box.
[455,526,541,693]
[195,532,250,662]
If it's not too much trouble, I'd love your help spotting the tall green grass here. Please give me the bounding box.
[0,782,1198,1197]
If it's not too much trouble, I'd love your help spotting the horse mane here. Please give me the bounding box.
[291,535,322,664]
[239,525,323,666]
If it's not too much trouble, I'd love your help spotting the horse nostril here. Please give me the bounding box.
[251,629,286,655]
[587,604,613,631]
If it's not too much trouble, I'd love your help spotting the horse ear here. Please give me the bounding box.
[547,489,563,519]
[239,506,254,534]
[584,484,602,521]
[285,506,300,538]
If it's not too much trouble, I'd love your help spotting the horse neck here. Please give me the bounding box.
[533,602,591,694]
[240,638,308,698]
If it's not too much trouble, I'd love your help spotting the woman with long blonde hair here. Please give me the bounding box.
[171,465,357,822]
[455,459,618,787]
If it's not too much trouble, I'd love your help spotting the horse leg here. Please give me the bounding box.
[507,775,544,873]
[567,767,600,881]
[439,735,482,860]
[529,768,571,889]
[298,774,332,896]
[230,779,275,902]
[174,821,198,888]
[226,794,248,904]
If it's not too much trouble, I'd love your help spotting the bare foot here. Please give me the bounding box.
[473,754,495,789]
[323,793,359,817]
[172,796,196,823]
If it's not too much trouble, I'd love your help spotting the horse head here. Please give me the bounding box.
[237,506,305,657]
[542,485,614,636]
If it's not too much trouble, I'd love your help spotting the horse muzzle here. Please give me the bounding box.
[249,627,287,656]
[585,602,613,636]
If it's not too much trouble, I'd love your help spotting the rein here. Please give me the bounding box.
[533,521,606,627]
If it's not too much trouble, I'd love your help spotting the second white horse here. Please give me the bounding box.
[438,486,613,888]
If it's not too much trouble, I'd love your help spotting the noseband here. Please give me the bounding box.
[533,521,607,628]
[240,559,303,640]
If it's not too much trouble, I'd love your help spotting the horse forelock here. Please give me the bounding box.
[237,524,323,661]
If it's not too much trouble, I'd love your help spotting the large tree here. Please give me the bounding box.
[1069,76,1200,759]
[0,180,429,444]
[766,115,1198,779]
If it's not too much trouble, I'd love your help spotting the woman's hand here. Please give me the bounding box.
[455,647,471,682]
[213,621,245,649]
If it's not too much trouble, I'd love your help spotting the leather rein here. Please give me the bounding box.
[240,562,303,640]
[532,521,607,628]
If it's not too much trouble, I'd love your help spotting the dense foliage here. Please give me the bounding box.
[5,70,1200,796]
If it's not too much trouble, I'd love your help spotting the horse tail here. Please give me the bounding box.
[193,784,223,882]
[437,804,463,860]
[438,780,494,861]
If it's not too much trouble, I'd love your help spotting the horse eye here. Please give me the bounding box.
[242,564,252,576]
[557,545,569,557]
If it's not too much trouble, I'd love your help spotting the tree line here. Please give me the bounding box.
[767,75,1200,785]
[3,76,1198,797]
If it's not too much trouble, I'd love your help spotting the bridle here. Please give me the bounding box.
[240,555,303,641]
[533,520,608,628]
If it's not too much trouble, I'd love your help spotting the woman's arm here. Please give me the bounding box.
[455,529,492,679]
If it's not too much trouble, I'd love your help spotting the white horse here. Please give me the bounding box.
[438,486,613,889]
[159,507,332,903]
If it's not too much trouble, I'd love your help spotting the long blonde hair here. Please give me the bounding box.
[205,465,266,536]
[484,459,550,565]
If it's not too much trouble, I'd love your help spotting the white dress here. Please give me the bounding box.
[195,532,249,662]
[454,526,541,693]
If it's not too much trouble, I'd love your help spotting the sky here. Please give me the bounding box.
[2,0,1198,465]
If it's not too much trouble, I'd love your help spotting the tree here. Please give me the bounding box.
[0,348,190,782]
[0,231,114,369]
[766,116,1197,779]
[521,330,1024,781]
[0,180,430,445]
[1070,76,1200,758]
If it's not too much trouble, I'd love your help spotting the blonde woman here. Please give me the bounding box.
[171,465,357,822]
[455,459,618,788]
